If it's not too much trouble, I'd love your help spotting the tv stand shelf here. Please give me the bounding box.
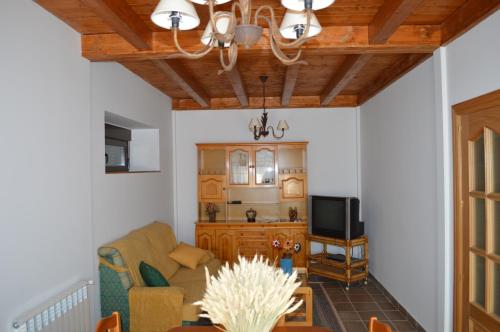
[307,234,368,290]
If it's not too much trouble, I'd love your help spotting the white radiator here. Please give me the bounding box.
[12,280,94,332]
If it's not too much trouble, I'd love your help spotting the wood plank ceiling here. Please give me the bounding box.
[36,0,500,110]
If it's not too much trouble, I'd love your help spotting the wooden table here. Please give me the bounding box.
[168,327,331,332]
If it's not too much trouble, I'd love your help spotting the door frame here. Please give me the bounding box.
[453,89,500,332]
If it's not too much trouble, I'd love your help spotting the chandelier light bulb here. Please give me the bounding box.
[281,0,336,11]
[151,0,200,30]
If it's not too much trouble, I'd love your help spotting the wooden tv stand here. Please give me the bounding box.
[307,234,368,290]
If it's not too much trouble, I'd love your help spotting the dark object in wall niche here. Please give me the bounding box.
[105,124,131,173]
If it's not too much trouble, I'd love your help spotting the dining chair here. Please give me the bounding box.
[95,311,122,332]
[369,317,392,332]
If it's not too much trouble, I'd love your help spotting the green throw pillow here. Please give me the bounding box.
[139,261,170,287]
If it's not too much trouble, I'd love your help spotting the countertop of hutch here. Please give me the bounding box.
[196,220,307,226]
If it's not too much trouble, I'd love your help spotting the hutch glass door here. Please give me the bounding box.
[228,148,250,185]
[255,147,276,186]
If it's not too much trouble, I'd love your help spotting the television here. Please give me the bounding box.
[310,196,364,240]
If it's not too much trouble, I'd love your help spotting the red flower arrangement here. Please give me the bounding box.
[271,239,302,258]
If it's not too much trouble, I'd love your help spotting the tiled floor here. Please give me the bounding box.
[319,276,424,332]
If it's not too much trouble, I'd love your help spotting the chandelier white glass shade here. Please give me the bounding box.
[201,13,232,46]
[150,0,200,30]
[280,10,322,39]
[281,0,335,11]
[151,0,334,72]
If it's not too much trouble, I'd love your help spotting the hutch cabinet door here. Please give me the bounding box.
[196,228,215,252]
[199,175,225,202]
[280,174,307,201]
[254,146,278,187]
[216,230,235,264]
[227,147,252,187]
[292,229,307,267]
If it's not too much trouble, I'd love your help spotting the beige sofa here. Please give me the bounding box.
[98,222,221,332]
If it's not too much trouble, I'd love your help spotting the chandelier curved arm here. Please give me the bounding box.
[166,28,214,59]
[218,43,238,74]
[268,126,285,139]
[259,15,308,66]
[270,36,308,66]
[232,0,252,25]
[254,6,312,49]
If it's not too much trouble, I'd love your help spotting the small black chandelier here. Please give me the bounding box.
[249,76,289,140]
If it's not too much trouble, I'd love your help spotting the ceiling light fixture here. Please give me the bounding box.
[249,76,289,140]
[151,0,335,73]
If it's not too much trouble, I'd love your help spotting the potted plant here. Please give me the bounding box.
[271,239,302,275]
[205,203,219,222]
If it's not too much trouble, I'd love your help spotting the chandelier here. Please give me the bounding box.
[249,76,289,140]
[151,0,334,73]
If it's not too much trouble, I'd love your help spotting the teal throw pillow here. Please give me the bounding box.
[139,261,170,287]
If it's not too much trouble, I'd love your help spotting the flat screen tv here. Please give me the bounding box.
[310,196,364,240]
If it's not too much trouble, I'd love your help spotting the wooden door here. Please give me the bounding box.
[227,147,252,187]
[280,174,307,201]
[254,146,278,187]
[453,89,500,332]
[199,175,225,202]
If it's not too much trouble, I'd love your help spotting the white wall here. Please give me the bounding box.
[361,58,439,331]
[173,108,360,244]
[0,1,176,328]
[360,11,500,332]
[0,0,93,330]
[91,62,174,249]
[446,11,500,106]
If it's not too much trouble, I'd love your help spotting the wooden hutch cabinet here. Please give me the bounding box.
[195,142,308,266]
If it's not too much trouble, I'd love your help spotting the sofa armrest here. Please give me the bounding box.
[129,286,185,332]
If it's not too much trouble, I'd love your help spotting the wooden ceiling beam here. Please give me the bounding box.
[441,0,500,45]
[225,67,249,107]
[82,25,441,61]
[369,0,425,43]
[281,65,301,106]
[80,0,152,50]
[81,0,210,107]
[320,55,373,106]
[151,59,210,107]
[172,95,358,110]
[357,53,431,105]
[321,0,425,105]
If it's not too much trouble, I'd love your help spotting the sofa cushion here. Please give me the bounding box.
[169,242,208,270]
[130,222,180,280]
[99,222,179,287]
[139,261,170,287]
[169,258,221,287]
